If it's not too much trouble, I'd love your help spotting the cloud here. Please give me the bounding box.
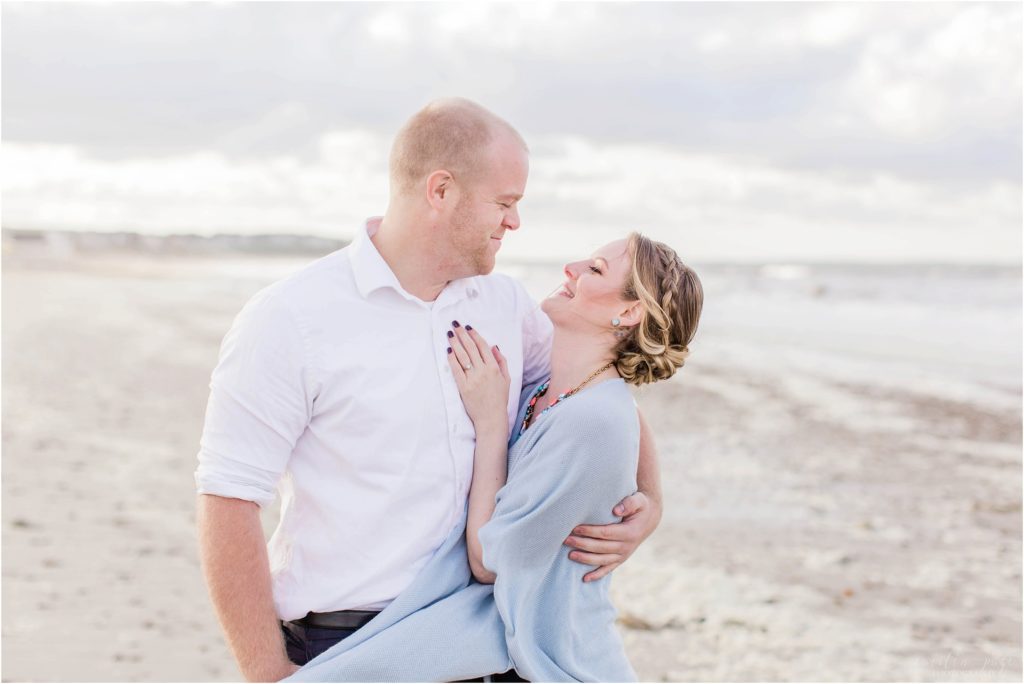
[522,135,1020,263]
[2,2,1019,183]
[4,129,1018,263]
[0,131,391,236]
[1,2,1019,262]
[834,3,1021,143]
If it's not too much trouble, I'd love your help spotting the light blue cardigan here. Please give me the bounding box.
[284,378,639,683]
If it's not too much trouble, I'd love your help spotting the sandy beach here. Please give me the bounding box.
[2,244,1020,682]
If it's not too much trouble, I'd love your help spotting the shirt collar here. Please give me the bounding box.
[349,217,480,306]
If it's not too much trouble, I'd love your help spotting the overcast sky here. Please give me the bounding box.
[2,1,1021,262]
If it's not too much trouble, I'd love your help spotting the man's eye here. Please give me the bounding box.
[499,202,512,209]
[589,266,602,274]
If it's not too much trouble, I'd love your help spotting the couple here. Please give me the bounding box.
[195,98,703,682]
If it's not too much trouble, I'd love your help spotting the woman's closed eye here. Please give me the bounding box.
[588,265,602,275]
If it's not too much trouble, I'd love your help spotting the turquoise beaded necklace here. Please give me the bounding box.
[518,362,615,437]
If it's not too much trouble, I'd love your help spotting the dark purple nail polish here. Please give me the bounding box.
[447,330,454,338]
[447,347,452,354]
[465,325,473,331]
[452,320,460,327]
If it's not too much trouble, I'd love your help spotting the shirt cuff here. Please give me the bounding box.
[194,451,281,508]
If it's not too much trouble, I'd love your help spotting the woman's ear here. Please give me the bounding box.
[426,169,455,211]
[618,300,644,328]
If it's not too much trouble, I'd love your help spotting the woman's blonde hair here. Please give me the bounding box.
[613,233,703,386]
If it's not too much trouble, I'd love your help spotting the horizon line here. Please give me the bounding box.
[2,227,1021,268]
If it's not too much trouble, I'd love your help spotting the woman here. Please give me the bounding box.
[285,233,702,683]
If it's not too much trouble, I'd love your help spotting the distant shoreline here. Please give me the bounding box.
[2,227,1021,271]
[1,227,349,257]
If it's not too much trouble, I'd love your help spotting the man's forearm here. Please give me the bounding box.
[636,410,663,520]
[197,494,295,682]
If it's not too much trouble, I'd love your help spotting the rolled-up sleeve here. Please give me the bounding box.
[195,289,315,508]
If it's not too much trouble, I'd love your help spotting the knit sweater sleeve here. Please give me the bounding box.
[477,387,640,682]
[281,384,639,684]
[479,406,637,574]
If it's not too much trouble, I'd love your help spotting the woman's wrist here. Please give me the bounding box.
[471,411,508,436]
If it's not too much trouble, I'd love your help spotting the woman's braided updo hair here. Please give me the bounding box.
[614,232,703,386]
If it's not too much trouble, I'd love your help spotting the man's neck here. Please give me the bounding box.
[372,213,456,302]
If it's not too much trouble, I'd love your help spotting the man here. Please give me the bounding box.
[195,98,662,682]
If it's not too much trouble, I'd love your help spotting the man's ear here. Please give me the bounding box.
[618,300,644,329]
[426,169,455,211]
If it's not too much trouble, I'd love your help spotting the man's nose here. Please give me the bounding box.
[502,206,520,231]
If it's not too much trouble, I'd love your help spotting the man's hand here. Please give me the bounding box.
[277,662,301,681]
[563,490,662,582]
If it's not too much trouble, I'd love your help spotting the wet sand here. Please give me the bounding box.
[2,248,1020,681]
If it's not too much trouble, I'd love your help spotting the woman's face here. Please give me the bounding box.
[541,238,637,332]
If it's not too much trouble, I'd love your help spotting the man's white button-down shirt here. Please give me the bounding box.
[195,217,553,620]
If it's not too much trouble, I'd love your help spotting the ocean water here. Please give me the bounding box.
[501,260,1023,410]
[85,249,1021,409]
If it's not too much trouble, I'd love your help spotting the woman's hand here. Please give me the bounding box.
[446,322,510,432]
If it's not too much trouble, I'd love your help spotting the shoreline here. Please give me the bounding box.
[2,251,1020,681]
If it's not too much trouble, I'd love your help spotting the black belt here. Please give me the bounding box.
[294,609,380,630]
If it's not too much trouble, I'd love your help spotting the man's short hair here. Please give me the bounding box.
[389,98,527,196]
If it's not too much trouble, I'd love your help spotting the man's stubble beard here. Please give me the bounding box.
[450,194,494,277]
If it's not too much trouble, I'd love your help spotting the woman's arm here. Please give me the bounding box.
[563,409,663,580]
[476,394,640,580]
[465,421,507,584]
[634,409,663,520]
[446,323,512,584]
[476,407,641,683]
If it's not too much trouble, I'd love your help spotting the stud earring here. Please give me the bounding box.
[612,318,621,327]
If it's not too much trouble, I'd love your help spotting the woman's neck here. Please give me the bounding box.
[544,327,619,408]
